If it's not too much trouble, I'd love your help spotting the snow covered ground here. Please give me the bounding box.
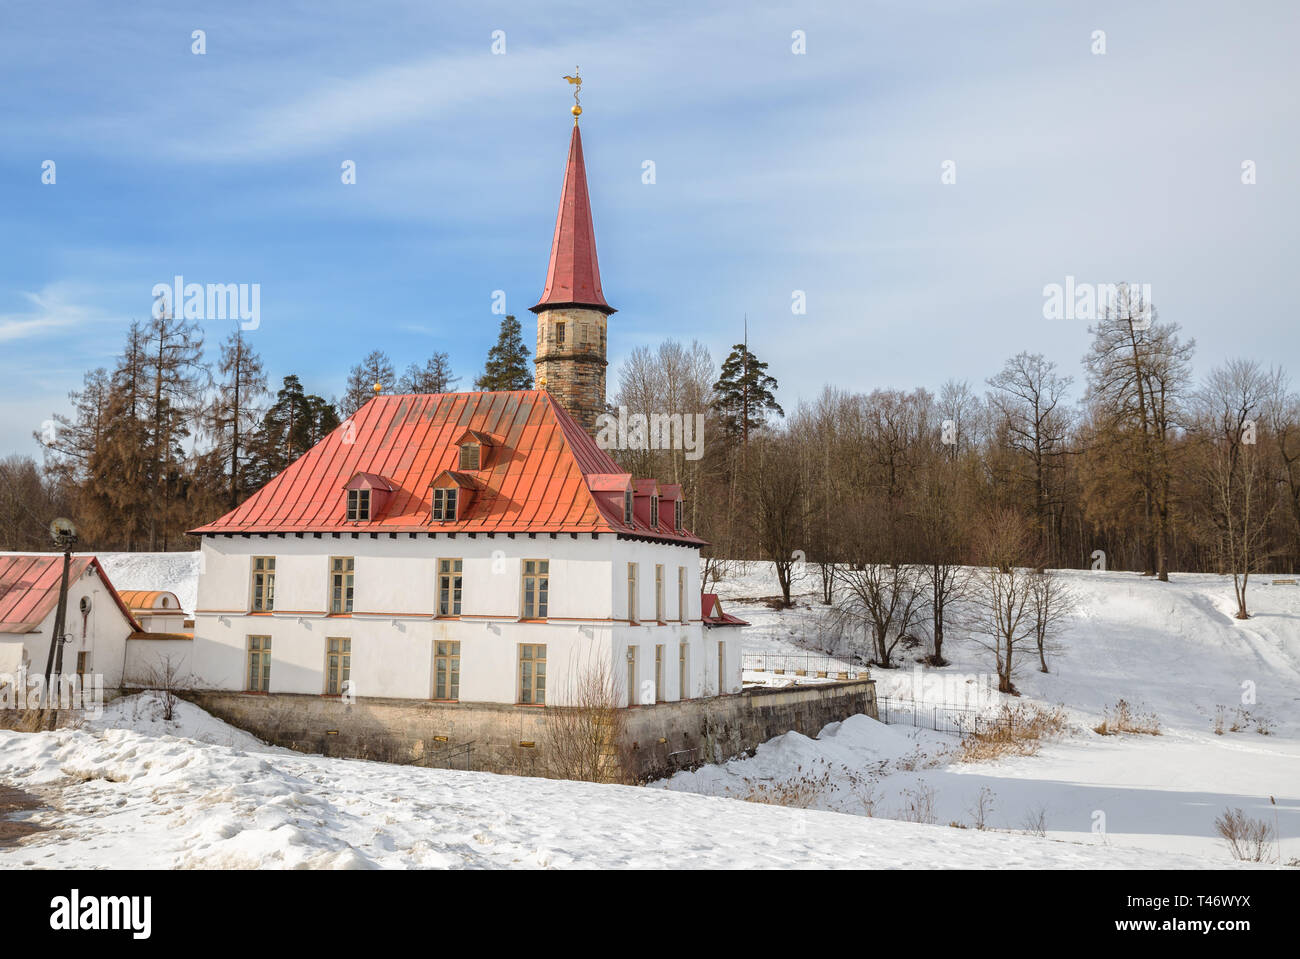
[674,563,1300,864]
[0,693,1248,869]
[1,554,1294,869]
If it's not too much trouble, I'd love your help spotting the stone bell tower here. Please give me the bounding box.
[530,85,615,437]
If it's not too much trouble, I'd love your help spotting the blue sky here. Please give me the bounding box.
[2,0,1297,456]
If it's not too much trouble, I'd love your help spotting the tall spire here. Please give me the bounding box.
[530,119,615,316]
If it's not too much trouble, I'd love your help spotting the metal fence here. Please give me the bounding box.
[742,651,866,680]
[422,740,475,771]
[876,697,1017,736]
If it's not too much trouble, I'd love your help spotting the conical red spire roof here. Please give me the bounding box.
[531,123,615,315]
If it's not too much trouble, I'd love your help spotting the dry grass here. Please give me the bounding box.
[0,708,84,733]
[957,703,1069,762]
[1214,807,1277,863]
[1094,699,1161,736]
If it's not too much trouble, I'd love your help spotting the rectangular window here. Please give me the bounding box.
[458,444,480,470]
[678,566,687,623]
[626,646,638,707]
[432,487,458,521]
[76,651,90,682]
[246,635,272,692]
[650,495,659,528]
[556,322,566,347]
[627,562,638,624]
[251,556,275,612]
[519,644,546,705]
[325,637,351,695]
[623,489,633,525]
[718,641,726,694]
[438,558,463,616]
[679,642,689,700]
[655,644,664,703]
[655,564,664,622]
[675,499,683,531]
[330,557,354,614]
[347,488,370,521]
[434,640,461,701]
[522,560,549,619]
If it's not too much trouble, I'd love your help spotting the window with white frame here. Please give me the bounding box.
[627,562,638,624]
[655,564,664,622]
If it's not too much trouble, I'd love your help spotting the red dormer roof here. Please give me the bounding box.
[531,123,615,316]
[702,593,749,628]
[191,391,703,546]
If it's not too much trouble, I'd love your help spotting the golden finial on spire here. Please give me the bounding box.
[562,67,582,119]
[373,381,383,395]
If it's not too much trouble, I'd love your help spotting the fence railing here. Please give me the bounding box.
[742,651,866,680]
[422,740,475,771]
[875,696,1015,735]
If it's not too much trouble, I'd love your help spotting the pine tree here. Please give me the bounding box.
[475,315,533,390]
[397,351,459,394]
[246,376,339,489]
[342,350,396,417]
[712,342,783,445]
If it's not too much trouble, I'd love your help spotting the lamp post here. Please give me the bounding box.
[42,517,77,729]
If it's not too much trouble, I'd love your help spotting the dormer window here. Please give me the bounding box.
[674,498,683,531]
[650,495,659,529]
[454,429,494,471]
[624,489,634,525]
[347,488,370,521]
[432,488,458,521]
[343,472,393,522]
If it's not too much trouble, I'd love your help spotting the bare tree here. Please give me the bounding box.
[969,509,1040,693]
[1028,569,1076,673]
[542,652,631,784]
[1191,360,1279,618]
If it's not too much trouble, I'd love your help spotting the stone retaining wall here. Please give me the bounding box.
[185,678,876,781]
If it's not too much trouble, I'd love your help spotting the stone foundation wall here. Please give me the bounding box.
[185,679,876,781]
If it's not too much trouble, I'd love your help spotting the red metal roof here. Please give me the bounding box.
[530,123,615,316]
[702,593,749,627]
[192,390,704,545]
[0,554,142,633]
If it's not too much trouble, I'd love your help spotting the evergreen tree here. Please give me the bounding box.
[397,351,459,394]
[712,342,783,445]
[475,315,533,390]
[342,350,396,417]
[246,376,340,489]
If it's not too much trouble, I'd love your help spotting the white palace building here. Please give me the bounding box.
[189,109,742,709]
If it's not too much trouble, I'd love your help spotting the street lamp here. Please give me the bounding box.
[42,517,77,727]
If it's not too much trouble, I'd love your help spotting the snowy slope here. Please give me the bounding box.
[0,696,1246,870]
[683,563,1300,863]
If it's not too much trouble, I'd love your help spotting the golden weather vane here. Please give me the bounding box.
[562,67,582,119]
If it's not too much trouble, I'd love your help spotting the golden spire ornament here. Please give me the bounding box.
[562,67,582,119]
